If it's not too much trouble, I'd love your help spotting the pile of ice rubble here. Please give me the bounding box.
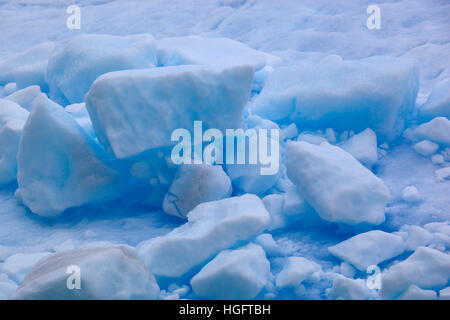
[0,33,449,300]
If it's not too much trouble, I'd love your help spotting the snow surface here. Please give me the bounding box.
[0,0,449,300]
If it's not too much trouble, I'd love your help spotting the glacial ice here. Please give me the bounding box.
[138,194,270,278]
[47,34,157,105]
[401,186,422,203]
[13,245,160,300]
[15,95,127,216]
[162,164,232,219]
[326,274,368,300]
[381,247,450,300]
[397,285,437,300]
[338,128,378,167]
[401,225,434,251]
[413,117,450,147]
[328,230,406,271]
[190,243,270,299]
[286,141,390,225]
[419,78,450,121]
[2,252,51,283]
[0,99,29,185]
[4,85,42,111]
[252,57,419,141]
[275,256,320,289]
[413,140,439,157]
[0,42,55,90]
[85,64,253,159]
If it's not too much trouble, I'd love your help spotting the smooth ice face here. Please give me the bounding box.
[138,194,270,278]
[47,33,157,105]
[4,85,42,111]
[0,99,29,185]
[286,141,390,225]
[381,247,450,300]
[15,95,127,217]
[275,256,320,289]
[413,117,450,147]
[328,230,406,271]
[0,42,55,89]
[338,128,378,167]
[252,56,419,141]
[163,164,232,219]
[156,35,280,71]
[419,78,450,121]
[85,64,254,159]
[190,243,270,299]
[13,245,160,300]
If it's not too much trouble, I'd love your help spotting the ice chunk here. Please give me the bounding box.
[262,194,285,230]
[0,99,29,185]
[413,140,439,156]
[190,244,270,299]
[85,64,253,159]
[252,57,419,141]
[380,247,450,300]
[401,186,422,203]
[3,83,16,96]
[47,34,157,105]
[431,154,445,164]
[4,85,42,111]
[162,164,232,219]
[297,132,328,145]
[338,128,378,167]
[413,117,450,147]
[13,245,159,300]
[339,262,356,278]
[282,185,313,217]
[2,252,51,283]
[326,274,368,300]
[328,230,406,271]
[0,42,55,87]
[275,256,320,289]
[419,78,450,121]
[138,194,270,278]
[397,285,437,300]
[15,95,127,217]
[156,36,280,71]
[440,287,450,300]
[65,103,96,138]
[0,274,17,300]
[254,233,281,257]
[286,141,390,225]
[435,167,450,182]
[401,225,434,251]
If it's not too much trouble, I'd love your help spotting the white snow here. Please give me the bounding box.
[138,194,270,278]
[162,164,232,219]
[338,128,378,167]
[286,141,390,225]
[85,64,253,159]
[326,274,368,300]
[47,34,157,105]
[380,247,450,300]
[190,243,270,299]
[275,256,320,289]
[15,95,127,216]
[328,230,406,271]
[13,245,159,299]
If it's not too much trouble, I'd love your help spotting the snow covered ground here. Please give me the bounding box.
[0,0,449,300]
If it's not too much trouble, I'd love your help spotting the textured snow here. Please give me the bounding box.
[85,64,253,159]
[190,243,270,299]
[13,245,159,299]
[328,230,406,271]
[286,141,390,225]
[138,194,270,278]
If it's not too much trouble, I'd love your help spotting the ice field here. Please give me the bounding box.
[0,0,449,300]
